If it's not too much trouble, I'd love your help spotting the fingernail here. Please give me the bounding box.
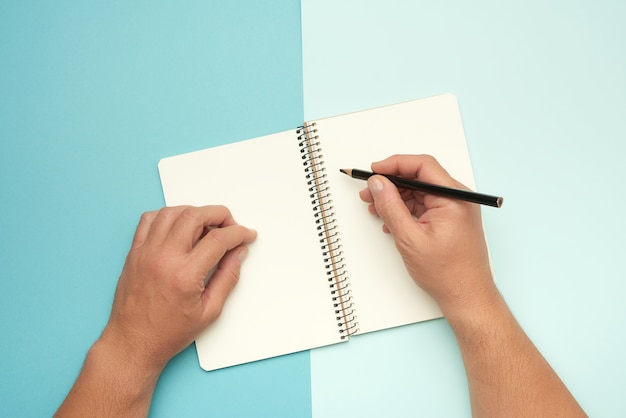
[368,177,384,197]
[238,247,249,262]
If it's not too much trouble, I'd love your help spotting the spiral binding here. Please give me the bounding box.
[296,122,359,340]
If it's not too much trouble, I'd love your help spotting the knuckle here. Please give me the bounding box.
[214,204,230,215]
[157,206,178,221]
[206,224,246,248]
[139,211,156,224]
[206,227,227,247]
[180,206,200,222]
[418,154,437,166]
[214,205,233,223]
[159,206,175,215]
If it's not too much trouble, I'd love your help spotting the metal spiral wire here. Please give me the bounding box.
[297,122,358,339]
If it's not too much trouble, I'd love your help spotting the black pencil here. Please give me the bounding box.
[339,168,503,208]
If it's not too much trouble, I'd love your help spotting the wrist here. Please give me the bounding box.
[100,319,173,372]
[441,288,513,349]
[438,279,503,330]
[55,336,161,417]
[91,328,164,396]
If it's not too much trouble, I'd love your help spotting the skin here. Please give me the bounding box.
[55,205,257,417]
[56,155,586,417]
[359,154,586,418]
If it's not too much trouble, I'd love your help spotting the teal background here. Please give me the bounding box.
[0,1,309,417]
[2,0,625,417]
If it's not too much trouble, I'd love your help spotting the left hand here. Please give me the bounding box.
[99,205,257,374]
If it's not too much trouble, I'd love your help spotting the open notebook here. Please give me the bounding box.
[158,93,477,371]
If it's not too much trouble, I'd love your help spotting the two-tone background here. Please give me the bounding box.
[2,1,624,416]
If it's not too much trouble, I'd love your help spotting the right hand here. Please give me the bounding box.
[359,154,498,317]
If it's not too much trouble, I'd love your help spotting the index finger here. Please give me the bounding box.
[166,205,239,252]
[371,154,464,189]
[190,225,257,277]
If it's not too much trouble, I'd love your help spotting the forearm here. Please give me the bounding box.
[55,337,161,418]
[445,291,586,418]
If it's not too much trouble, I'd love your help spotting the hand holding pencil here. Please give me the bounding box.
[354,154,497,317]
[355,154,585,417]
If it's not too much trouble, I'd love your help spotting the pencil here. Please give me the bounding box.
[339,168,503,208]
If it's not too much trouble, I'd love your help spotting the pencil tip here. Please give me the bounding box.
[339,168,347,175]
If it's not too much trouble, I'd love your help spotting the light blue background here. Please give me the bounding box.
[1,1,625,417]
[303,1,626,417]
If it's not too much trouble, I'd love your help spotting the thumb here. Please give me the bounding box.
[202,246,249,324]
[368,175,415,236]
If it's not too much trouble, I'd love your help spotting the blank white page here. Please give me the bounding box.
[313,94,476,334]
[158,131,343,371]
